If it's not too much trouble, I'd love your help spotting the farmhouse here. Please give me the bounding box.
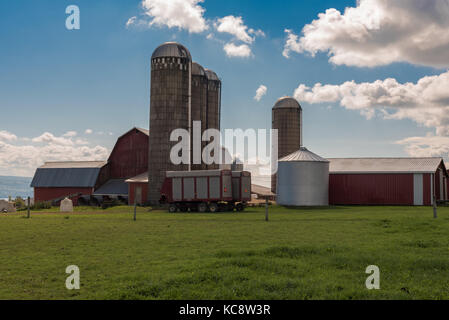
[31,127,149,205]
[328,157,448,206]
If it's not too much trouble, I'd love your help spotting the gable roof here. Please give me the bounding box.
[38,161,106,169]
[328,158,445,174]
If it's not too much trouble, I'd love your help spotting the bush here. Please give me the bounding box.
[14,197,26,210]
[32,201,52,210]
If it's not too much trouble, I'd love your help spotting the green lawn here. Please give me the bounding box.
[1,205,448,300]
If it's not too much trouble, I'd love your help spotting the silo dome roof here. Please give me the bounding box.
[192,62,206,76]
[273,96,302,109]
[151,42,192,60]
[205,69,220,81]
[279,147,328,162]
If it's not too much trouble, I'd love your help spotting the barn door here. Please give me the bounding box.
[413,174,423,206]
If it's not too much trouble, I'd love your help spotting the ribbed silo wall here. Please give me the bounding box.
[271,107,302,193]
[206,79,222,170]
[148,56,191,204]
[191,72,208,170]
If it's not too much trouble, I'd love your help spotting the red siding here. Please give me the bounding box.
[423,173,432,206]
[128,183,148,205]
[108,129,149,179]
[329,174,414,205]
[34,187,94,205]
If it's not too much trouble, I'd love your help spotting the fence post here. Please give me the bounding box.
[433,196,437,219]
[133,202,137,221]
[27,197,30,219]
[265,198,269,222]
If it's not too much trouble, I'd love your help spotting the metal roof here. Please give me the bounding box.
[166,170,226,178]
[151,42,192,60]
[38,161,106,169]
[279,147,329,163]
[328,158,444,174]
[252,184,275,197]
[31,167,104,188]
[273,96,301,109]
[126,172,148,184]
[136,127,149,136]
[192,62,206,76]
[93,179,128,196]
[205,69,220,81]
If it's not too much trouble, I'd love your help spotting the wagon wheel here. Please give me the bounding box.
[198,202,208,213]
[168,204,177,213]
[209,203,219,213]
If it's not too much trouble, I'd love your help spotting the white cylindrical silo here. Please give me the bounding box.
[277,147,329,206]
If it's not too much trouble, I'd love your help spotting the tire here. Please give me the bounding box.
[198,203,208,213]
[209,203,219,213]
[180,205,188,213]
[236,203,245,212]
[168,204,177,213]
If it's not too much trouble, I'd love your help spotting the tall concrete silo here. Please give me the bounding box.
[205,69,222,169]
[191,62,208,170]
[271,97,302,193]
[277,148,329,206]
[148,42,192,204]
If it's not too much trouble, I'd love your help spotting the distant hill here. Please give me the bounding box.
[0,176,33,199]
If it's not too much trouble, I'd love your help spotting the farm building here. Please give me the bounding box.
[328,158,448,206]
[31,127,149,205]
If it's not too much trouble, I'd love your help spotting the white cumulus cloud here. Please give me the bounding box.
[0,130,18,142]
[0,131,109,177]
[254,85,267,101]
[223,43,252,58]
[215,16,256,44]
[396,134,449,159]
[293,70,449,135]
[283,0,449,68]
[140,0,208,33]
[85,129,93,135]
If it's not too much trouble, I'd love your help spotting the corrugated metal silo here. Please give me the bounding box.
[205,69,222,169]
[148,42,192,204]
[277,147,329,206]
[271,96,302,193]
[191,62,208,170]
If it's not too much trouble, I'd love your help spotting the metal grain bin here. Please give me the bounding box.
[277,147,329,206]
[271,96,302,193]
[148,42,192,204]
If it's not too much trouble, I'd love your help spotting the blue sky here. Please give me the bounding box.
[1,0,449,176]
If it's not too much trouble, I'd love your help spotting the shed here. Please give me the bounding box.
[31,161,107,205]
[328,158,448,206]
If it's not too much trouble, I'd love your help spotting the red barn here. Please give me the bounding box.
[329,158,448,206]
[31,127,149,204]
[31,161,107,205]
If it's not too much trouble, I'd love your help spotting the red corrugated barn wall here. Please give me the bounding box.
[128,183,148,205]
[329,174,415,205]
[108,129,149,179]
[34,187,94,205]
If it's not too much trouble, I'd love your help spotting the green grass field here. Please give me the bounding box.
[1,205,449,300]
